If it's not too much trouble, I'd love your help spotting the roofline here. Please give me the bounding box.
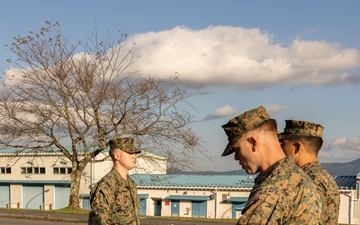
[137,186,253,191]
[0,180,71,184]
[0,150,166,159]
[339,189,356,193]
[0,151,72,156]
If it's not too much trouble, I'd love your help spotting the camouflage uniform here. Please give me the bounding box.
[237,157,322,225]
[88,168,140,225]
[89,137,141,225]
[302,161,340,224]
[279,120,340,225]
[221,106,323,224]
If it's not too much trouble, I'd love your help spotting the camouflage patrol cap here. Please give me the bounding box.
[221,106,271,157]
[278,120,324,141]
[109,137,141,154]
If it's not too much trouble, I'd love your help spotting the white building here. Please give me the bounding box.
[336,174,360,225]
[133,174,253,219]
[0,150,166,210]
[0,151,359,224]
[132,173,360,224]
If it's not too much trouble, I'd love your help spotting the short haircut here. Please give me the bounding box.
[109,146,119,160]
[286,136,323,155]
[253,119,278,133]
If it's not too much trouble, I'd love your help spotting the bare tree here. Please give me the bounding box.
[0,21,209,209]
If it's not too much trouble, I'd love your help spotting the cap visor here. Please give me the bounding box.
[278,132,291,141]
[221,143,235,157]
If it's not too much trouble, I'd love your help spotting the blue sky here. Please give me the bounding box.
[1,1,360,171]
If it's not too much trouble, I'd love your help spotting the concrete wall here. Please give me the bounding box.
[0,151,166,209]
[137,188,250,219]
[0,154,71,181]
[137,187,360,224]
[0,151,166,195]
[9,184,21,208]
[352,198,360,225]
[44,184,54,210]
[339,191,352,224]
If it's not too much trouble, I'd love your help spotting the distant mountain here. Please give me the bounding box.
[168,158,360,176]
[167,167,248,175]
[321,158,360,176]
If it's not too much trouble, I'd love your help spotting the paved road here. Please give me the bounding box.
[141,217,235,225]
[0,208,236,225]
[0,217,236,225]
[0,217,85,225]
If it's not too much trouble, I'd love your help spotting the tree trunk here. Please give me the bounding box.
[68,164,86,209]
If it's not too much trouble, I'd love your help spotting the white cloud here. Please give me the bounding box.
[128,26,360,89]
[318,151,360,162]
[263,104,287,115]
[323,137,360,152]
[204,104,287,121]
[318,137,360,162]
[3,68,25,86]
[204,105,238,120]
[5,26,360,90]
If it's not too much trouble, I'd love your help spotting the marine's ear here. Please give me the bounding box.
[113,149,121,161]
[293,142,301,154]
[247,137,257,151]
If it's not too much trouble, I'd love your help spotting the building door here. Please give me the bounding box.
[82,198,90,210]
[0,184,9,208]
[192,201,207,218]
[232,204,238,219]
[23,185,44,209]
[171,200,179,217]
[139,198,146,215]
[54,185,70,209]
[232,202,247,219]
[154,199,162,216]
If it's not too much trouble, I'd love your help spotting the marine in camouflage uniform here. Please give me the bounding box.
[279,120,340,224]
[239,157,322,224]
[88,137,141,225]
[221,106,322,224]
[302,161,340,224]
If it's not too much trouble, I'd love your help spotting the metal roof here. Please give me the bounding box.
[165,195,210,201]
[333,175,357,190]
[234,202,247,211]
[131,174,255,189]
[227,197,249,202]
[138,194,149,199]
[132,174,358,190]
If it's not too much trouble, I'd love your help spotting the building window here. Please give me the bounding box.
[27,167,33,174]
[21,167,45,174]
[53,167,72,174]
[0,167,11,174]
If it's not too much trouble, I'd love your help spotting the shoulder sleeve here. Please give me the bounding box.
[88,175,116,225]
[129,177,140,210]
[238,187,283,225]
